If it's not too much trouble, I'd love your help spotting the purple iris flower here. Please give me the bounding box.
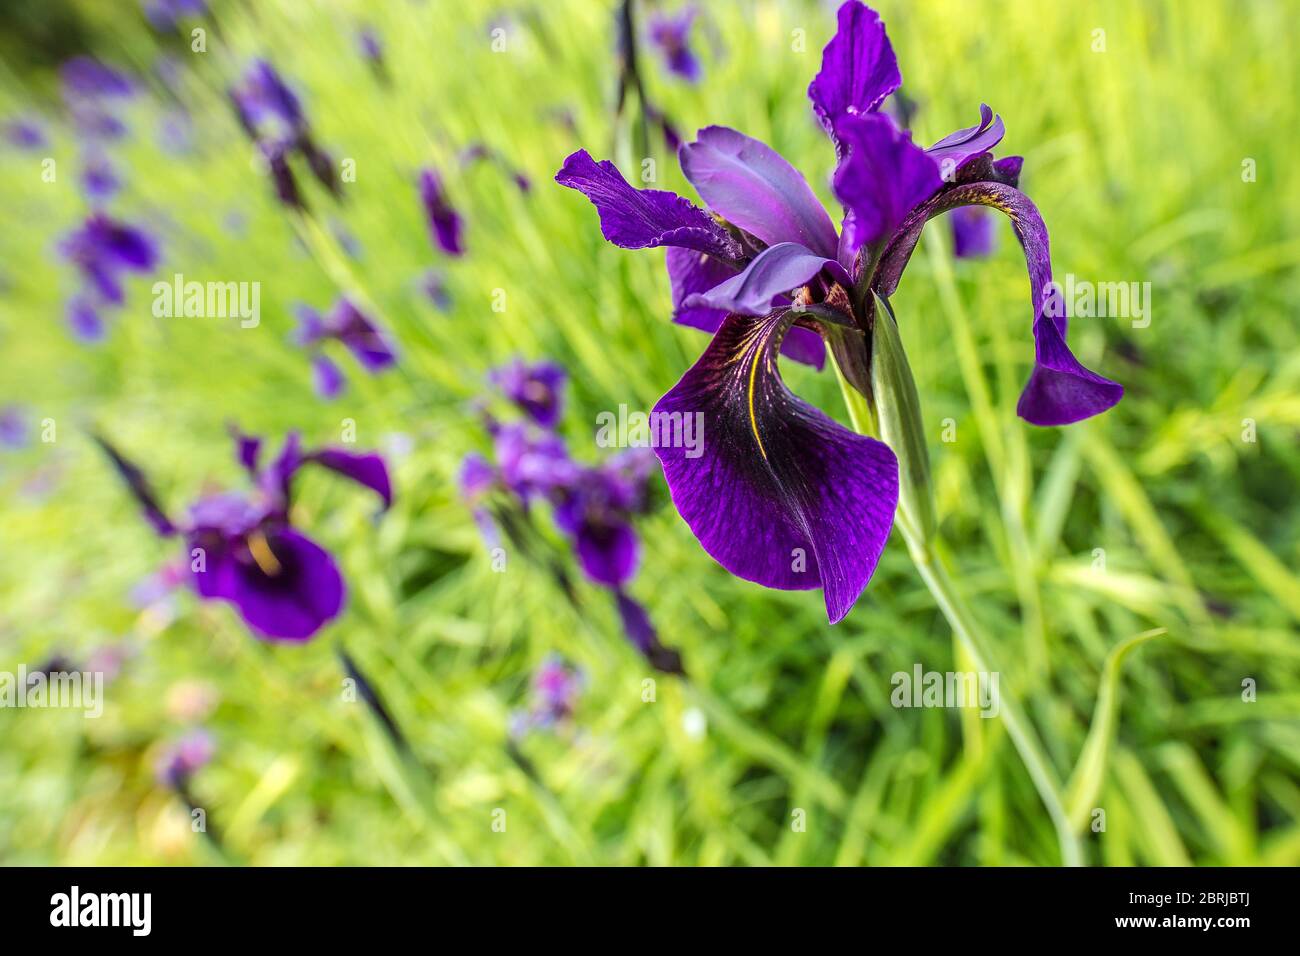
[230,61,339,207]
[143,0,207,31]
[61,214,159,340]
[96,429,392,642]
[155,729,214,789]
[0,405,29,448]
[510,655,584,738]
[951,205,995,259]
[81,153,121,202]
[464,360,682,672]
[60,57,134,99]
[4,118,47,150]
[418,168,465,256]
[489,359,566,429]
[648,6,701,83]
[295,298,397,398]
[557,1,1122,623]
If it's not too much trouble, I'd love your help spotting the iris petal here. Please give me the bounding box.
[832,113,943,254]
[679,126,839,258]
[653,310,899,623]
[556,150,742,261]
[874,180,1122,425]
[926,104,1006,175]
[228,528,345,641]
[682,242,847,317]
[808,1,902,149]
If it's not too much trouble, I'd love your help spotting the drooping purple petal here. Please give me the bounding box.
[653,309,898,623]
[874,180,1122,425]
[682,242,845,317]
[68,297,105,341]
[666,247,825,368]
[226,527,345,641]
[303,448,393,510]
[679,126,839,258]
[91,434,178,536]
[926,104,1005,179]
[832,112,943,255]
[555,150,742,261]
[808,1,901,147]
[573,519,639,587]
[614,591,683,674]
[418,167,465,256]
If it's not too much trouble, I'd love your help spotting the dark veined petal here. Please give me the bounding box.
[926,104,1005,177]
[875,181,1122,425]
[555,150,742,261]
[808,1,901,147]
[227,528,345,641]
[833,113,943,255]
[679,126,839,258]
[653,310,899,623]
[682,242,847,317]
[666,247,826,368]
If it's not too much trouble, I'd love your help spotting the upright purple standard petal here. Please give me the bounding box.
[926,104,1005,177]
[653,310,898,623]
[679,126,840,258]
[875,180,1123,425]
[832,113,943,254]
[682,242,845,317]
[329,298,397,371]
[303,448,393,510]
[555,150,742,261]
[808,2,901,146]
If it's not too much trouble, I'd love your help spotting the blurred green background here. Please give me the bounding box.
[1,0,1298,866]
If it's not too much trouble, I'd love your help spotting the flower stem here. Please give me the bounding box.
[834,372,1083,866]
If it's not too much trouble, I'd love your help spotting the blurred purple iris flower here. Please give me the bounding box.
[648,6,701,83]
[95,429,392,642]
[0,405,29,449]
[557,0,1122,623]
[143,0,207,31]
[510,655,583,738]
[418,167,465,256]
[294,298,397,399]
[60,57,134,143]
[950,204,995,258]
[60,213,159,339]
[155,729,214,788]
[230,60,339,208]
[4,118,47,150]
[462,359,682,672]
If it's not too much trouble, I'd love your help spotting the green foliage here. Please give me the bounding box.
[0,0,1297,866]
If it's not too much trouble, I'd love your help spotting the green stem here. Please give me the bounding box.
[835,373,1083,866]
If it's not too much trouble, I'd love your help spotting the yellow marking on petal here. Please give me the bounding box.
[247,530,282,577]
[747,341,768,460]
